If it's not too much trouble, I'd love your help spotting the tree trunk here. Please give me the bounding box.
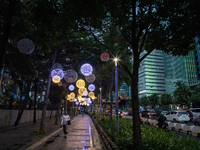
[0,0,17,70]
[40,48,57,132]
[14,89,23,126]
[130,0,142,147]
[33,78,38,123]
[55,87,65,125]
[29,99,32,110]
[14,80,31,126]
[50,105,53,118]
[131,61,142,146]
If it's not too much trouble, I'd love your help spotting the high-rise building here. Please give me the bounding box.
[138,50,166,98]
[163,54,188,93]
[164,49,200,94]
[119,82,131,97]
[195,38,200,80]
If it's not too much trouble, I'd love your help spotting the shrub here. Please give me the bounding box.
[94,115,200,150]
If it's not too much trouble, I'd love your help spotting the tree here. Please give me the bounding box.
[193,83,200,107]
[160,93,172,110]
[101,0,200,146]
[173,81,192,108]
[139,96,149,108]
[148,93,159,109]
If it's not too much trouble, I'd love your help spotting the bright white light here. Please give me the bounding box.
[114,58,118,62]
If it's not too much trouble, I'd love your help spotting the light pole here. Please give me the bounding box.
[114,58,119,134]
[99,87,102,119]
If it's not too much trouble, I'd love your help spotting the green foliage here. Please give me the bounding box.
[160,93,172,110]
[139,96,149,108]
[173,81,193,108]
[126,98,132,109]
[94,116,200,149]
[194,84,200,103]
[148,93,159,109]
[35,129,47,134]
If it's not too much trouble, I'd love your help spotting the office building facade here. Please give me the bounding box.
[138,50,166,98]
[164,49,200,94]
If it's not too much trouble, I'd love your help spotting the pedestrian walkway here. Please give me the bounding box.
[0,114,102,150]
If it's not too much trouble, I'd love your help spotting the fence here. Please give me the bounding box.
[0,110,56,127]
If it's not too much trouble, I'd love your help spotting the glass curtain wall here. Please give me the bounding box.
[138,50,166,98]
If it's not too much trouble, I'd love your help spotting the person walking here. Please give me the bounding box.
[61,111,70,138]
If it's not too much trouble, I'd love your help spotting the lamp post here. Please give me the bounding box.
[114,58,119,134]
[99,87,102,119]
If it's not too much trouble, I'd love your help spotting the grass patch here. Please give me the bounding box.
[35,129,47,134]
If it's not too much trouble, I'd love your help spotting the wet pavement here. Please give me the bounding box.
[0,114,102,150]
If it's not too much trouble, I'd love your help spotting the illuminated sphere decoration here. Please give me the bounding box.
[80,63,93,76]
[18,38,35,54]
[76,79,85,88]
[75,101,79,105]
[100,52,110,61]
[67,95,71,100]
[88,84,95,92]
[69,85,75,91]
[85,73,96,83]
[78,87,87,96]
[88,92,94,98]
[52,78,60,83]
[64,69,78,83]
[52,63,62,70]
[70,92,75,98]
[83,91,88,96]
[58,81,62,86]
[52,75,60,83]
[51,69,64,80]
[91,96,96,99]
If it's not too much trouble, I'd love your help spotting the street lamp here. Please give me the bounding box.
[114,57,119,134]
[99,87,102,119]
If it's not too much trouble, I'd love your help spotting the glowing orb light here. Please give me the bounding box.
[88,92,94,98]
[76,79,85,88]
[18,38,35,54]
[52,78,60,83]
[69,85,75,91]
[52,63,62,70]
[52,75,60,83]
[58,81,62,86]
[83,91,88,96]
[80,63,93,76]
[69,92,75,99]
[78,87,87,96]
[91,96,96,99]
[51,69,64,80]
[85,73,95,83]
[83,101,86,105]
[75,101,79,105]
[67,95,71,100]
[100,52,109,61]
[73,98,76,102]
[88,84,95,91]
[64,69,78,83]
[87,103,89,106]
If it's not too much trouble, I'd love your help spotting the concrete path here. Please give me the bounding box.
[0,114,102,150]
